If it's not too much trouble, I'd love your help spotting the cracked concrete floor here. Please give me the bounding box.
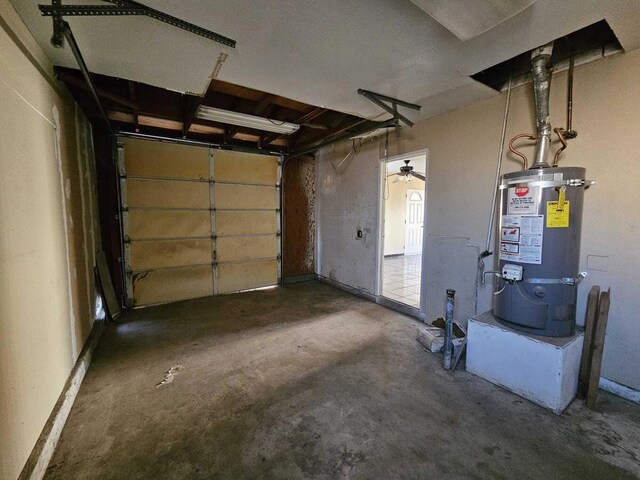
[45,281,640,479]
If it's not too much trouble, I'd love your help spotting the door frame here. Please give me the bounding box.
[376,148,429,316]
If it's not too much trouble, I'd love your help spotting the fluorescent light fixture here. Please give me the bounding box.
[196,105,300,135]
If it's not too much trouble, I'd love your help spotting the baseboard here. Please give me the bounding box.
[317,275,424,321]
[282,273,316,285]
[599,377,640,404]
[18,320,106,480]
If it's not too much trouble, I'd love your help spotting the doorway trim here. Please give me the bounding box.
[376,148,429,316]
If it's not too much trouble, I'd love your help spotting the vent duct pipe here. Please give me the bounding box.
[530,42,554,169]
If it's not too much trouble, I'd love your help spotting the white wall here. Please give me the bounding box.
[0,2,101,478]
[317,49,640,392]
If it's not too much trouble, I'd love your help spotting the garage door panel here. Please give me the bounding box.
[217,259,278,294]
[214,150,278,184]
[124,138,209,180]
[216,210,277,236]
[121,137,280,307]
[132,266,213,305]
[214,183,277,210]
[129,210,210,239]
[130,239,212,270]
[216,236,277,262]
[127,178,209,209]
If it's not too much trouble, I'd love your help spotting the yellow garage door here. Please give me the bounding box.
[118,136,281,307]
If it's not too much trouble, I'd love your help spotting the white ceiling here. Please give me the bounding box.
[12,0,640,123]
[410,0,536,41]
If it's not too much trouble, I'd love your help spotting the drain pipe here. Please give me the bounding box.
[479,75,512,282]
[530,42,554,169]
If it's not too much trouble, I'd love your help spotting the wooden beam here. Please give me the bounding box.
[288,115,370,151]
[182,94,202,138]
[297,107,328,124]
[57,71,138,110]
[128,81,140,132]
[579,285,600,397]
[587,289,611,410]
[227,93,276,140]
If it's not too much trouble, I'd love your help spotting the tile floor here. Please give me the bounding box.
[382,254,422,308]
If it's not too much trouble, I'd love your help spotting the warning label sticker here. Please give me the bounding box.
[499,215,544,264]
[507,185,539,215]
[546,201,570,228]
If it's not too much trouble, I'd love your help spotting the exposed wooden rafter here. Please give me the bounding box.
[57,66,368,154]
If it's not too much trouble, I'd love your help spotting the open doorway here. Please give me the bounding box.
[379,151,427,310]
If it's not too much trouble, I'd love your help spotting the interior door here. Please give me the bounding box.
[405,189,424,255]
[118,136,281,307]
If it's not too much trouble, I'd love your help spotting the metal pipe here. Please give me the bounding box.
[118,131,281,156]
[553,127,567,166]
[62,21,113,134]
[564,51,578,139]
[288,118,396,157]
[443,289,455,370]
[483,76,513,254]
[530,42,554,169]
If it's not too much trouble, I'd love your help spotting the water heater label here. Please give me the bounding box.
[499,215,544,264]
[546,201,570,228]
[507,185,539,214]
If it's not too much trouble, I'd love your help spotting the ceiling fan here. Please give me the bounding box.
[387,160,426,183]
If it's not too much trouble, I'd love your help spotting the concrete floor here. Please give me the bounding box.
[46,281,640,480]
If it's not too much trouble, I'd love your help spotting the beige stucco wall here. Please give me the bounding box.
[318,48,640,392]
[0,2,101,478]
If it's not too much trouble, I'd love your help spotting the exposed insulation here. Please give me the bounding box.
[130,239,212,270]
[217,259,278,294]
[216,236,277,263]
[216,210,277,235]
[214,150,278,184]
[126,178,209,209]
[132,266,213,305]
[283,156,316,277]
[123,137,209,180]
[128,209,210,240]
[214,183,278,210]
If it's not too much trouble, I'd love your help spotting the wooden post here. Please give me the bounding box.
[578,285,600,397]
[587,289,611,409]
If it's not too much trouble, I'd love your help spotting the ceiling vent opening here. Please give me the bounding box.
[471,20,623,92]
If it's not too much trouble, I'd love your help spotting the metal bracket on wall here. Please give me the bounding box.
[357,89,421,129]
[39,0,236,48]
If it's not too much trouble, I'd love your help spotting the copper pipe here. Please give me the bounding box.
[553,127,567,166]
[509,133,536,170]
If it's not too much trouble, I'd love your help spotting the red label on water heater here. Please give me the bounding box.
[515,186,529,197]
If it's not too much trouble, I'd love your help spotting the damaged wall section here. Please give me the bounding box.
[283,155,316,279]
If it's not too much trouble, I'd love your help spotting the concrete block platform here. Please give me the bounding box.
[467,311,584,414]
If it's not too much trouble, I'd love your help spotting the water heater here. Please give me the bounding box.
[491,42,592,337]
[494,167,587,336]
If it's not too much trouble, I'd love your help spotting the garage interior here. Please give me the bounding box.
[2,1,640,479]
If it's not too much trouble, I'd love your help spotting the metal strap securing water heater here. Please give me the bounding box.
[523,272,587,286]
[499,178,592,190]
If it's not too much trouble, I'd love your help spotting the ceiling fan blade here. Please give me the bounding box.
[386,173,399,178]
[410,172,426,181]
